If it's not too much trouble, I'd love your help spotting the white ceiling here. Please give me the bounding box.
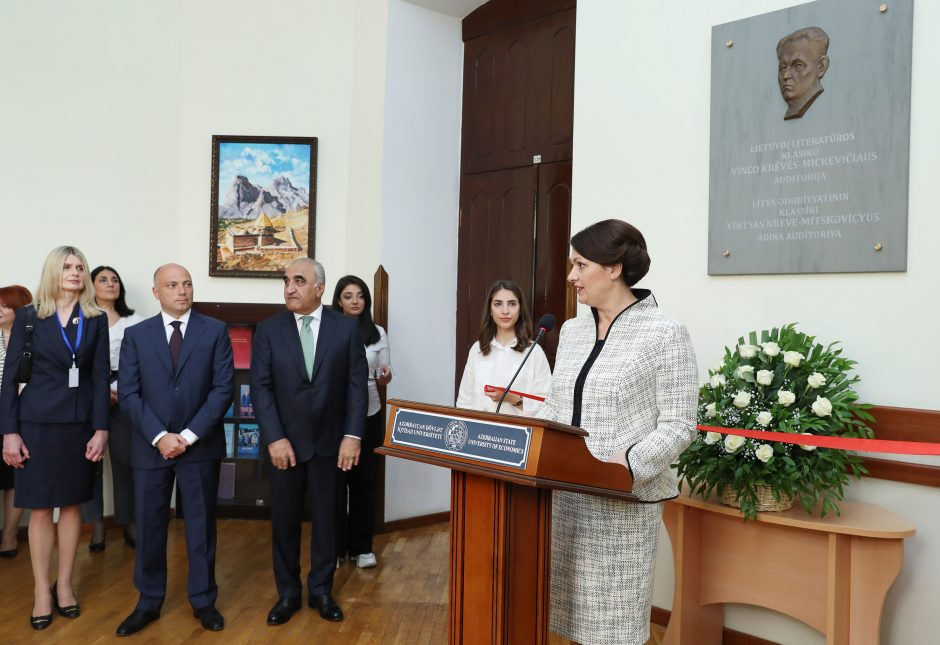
[402,0,487,19]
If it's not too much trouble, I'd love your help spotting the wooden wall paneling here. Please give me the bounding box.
[859,405,940,487]
[455,166,538,393]
[866,405,940,442]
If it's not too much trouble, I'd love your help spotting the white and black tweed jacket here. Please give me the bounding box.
[540,290,699,502]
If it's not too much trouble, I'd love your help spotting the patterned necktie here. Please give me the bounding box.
[169,320,183,370]
[300,315,314,380]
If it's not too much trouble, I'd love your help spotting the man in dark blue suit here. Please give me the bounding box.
[115,263,234,636]
[251,258,367,626]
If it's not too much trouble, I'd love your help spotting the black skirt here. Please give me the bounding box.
[13,421,95,509]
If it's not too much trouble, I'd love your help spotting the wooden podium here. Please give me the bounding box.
[376,399,635,644]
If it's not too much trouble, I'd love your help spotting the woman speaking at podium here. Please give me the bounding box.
[539,220,698,645]
[456,280,551,416]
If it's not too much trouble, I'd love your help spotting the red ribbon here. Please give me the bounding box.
[697,424,940,456]
[484,385,546,402]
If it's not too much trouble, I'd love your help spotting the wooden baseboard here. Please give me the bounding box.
[651,606,780,645]
[378,511,450,534]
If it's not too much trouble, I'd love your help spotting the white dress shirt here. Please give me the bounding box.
[110,314,144,370]
[456,338,552,416]
[292,305,358,440]
[151,309,199,447]
[365,325,391,417]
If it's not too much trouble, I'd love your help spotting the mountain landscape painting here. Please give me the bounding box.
[209,136,318,277]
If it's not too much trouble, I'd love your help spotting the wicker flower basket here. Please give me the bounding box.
[720,484,794,512]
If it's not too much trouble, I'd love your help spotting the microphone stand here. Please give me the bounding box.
[495,327,547,414]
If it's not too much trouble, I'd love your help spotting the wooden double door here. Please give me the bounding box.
[456,161,571,384]
[455,2,576,386]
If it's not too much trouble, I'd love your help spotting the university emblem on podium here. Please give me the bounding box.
[444,420,470,451]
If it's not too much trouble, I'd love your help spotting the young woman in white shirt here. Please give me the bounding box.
[456,280,552,416]
[331,275,391,569]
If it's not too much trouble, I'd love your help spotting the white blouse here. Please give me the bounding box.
[456,338,552,416]
[365,325,391,417]
[111,314,143,387]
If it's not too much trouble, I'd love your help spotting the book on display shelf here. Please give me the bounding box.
[237,423,260,458]
[240,384,253,417]
[229,326,252,369]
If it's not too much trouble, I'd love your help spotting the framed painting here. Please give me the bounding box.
[209,135,318,277]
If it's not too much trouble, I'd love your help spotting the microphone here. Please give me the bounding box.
[495,314,556,414]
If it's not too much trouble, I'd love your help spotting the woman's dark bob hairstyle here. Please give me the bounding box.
[570,219,650,287]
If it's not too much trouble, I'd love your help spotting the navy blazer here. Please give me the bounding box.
[0,304,110,434]
[118,311,234,470]
[250,307,368,463]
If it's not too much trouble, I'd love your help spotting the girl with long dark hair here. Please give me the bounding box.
[456,280,551,415]
[331,275,391,569]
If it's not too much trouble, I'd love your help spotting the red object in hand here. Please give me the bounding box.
[483,385,545,402]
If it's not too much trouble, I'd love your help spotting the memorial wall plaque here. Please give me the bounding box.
[708,0,913,275]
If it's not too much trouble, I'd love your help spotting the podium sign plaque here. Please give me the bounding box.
[389,408,532,469]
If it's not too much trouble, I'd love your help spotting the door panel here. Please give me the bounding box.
[461,9,575,175]
[456,166,537,391]
[534,161,572,366]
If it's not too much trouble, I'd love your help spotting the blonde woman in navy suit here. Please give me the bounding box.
[0,246,110,630]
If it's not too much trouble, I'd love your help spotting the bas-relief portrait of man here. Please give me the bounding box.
[777,26,830,120]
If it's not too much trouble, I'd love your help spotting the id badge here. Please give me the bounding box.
[68,365,79,388]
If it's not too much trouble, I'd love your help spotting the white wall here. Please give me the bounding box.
[380,0,463,521]
[574,1,940,643]
[0,0,183,315]
[1,0,389,307]
[0,0,392,516]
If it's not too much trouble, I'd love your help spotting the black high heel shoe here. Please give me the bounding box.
[89,523,106,552]
[52,581,81,619]
[30,613,53,630]
[122,526,136,548]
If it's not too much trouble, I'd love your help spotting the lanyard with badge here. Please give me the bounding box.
[59,309,84,388]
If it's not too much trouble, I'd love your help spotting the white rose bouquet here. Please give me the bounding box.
[674,323,874,520]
